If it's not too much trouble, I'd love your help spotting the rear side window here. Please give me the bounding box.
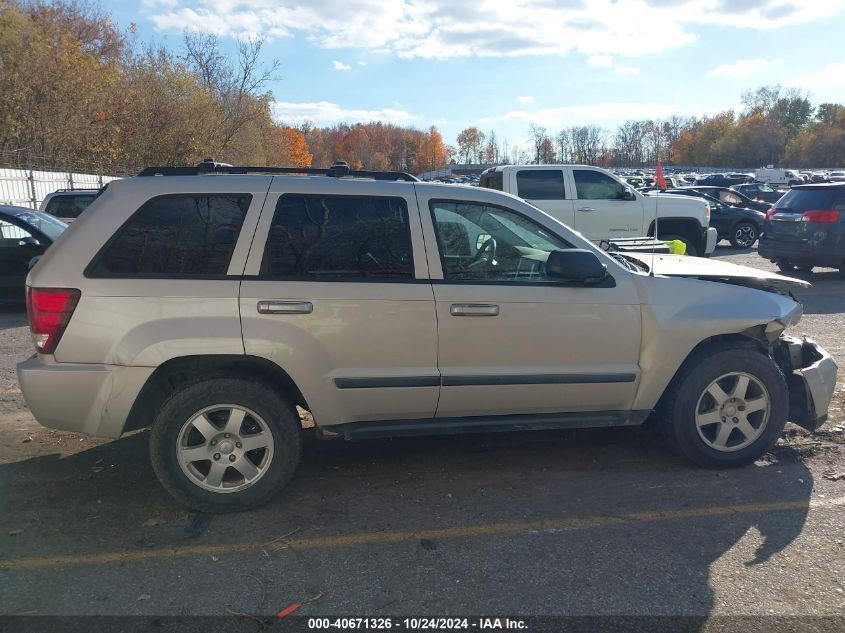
[260,195,414,279]
[44,194,95,219]
[516,170,565,199]
[479,171,503,191]
[88,194,251,276]
[775,189,845,212]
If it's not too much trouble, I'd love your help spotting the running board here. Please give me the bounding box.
[328,410,651,441]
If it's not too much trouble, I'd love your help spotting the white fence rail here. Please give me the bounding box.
[0,167,120,209]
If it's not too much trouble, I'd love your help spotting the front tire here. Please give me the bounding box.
[729,222,758,248]
[149,378,302,513]
[661,348,788,468]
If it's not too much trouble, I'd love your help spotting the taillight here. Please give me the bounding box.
[26,288,80,354]
[764,208,776,220]
[801,210,840,223]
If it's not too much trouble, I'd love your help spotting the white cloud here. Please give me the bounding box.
[785,61,845,89]
[516,95,535,103]
[710,58,782,78]
[497,103,680,127]
[356,60,367,66]
[332,60,351,71]
[587,55,614,68]
[146,1,845,61]
[272,100,422,125]
[613,65,640,75]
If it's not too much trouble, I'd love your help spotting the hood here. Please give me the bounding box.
[625,253,810,288]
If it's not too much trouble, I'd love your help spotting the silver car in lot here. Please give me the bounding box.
[17,163,838,512]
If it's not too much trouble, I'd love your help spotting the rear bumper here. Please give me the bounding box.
[779,336,838,432]
[16,356,153,438]
[759,226,845,268]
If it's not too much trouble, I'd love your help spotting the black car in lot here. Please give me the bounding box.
[0,206,67,302]
[686,186,771,213]
[661,188,765,248]
[729,183,785,204]
[758,183,845,274]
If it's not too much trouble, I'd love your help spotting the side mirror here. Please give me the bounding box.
[545,249,608,285]
[619,187,635,201]
[18,236,40,247]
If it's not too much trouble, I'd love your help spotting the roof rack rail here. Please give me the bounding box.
[137,160,419,182]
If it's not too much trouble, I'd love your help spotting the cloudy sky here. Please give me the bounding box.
[130,0,845,147]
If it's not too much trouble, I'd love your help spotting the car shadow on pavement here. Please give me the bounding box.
[0,425,814,619]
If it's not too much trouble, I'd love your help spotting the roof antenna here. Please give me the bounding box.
[651,156,667,277]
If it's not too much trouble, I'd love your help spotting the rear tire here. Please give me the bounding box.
[149,378,302,513]
[660,347,788,468]
[729,222,758,248]
[775,259,813,274]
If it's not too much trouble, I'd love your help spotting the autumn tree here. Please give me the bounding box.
[456,127,484,164]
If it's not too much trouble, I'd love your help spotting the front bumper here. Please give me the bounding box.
[703,227,718,255]
[778,336,838,431]
[16,356,154,438]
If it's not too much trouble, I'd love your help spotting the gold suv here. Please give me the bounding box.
[17,163,838,512]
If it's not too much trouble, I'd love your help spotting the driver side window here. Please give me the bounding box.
[573,169,628,200]
[430,201,570,283]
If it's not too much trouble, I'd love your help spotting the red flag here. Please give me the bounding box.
[654,160,667,189]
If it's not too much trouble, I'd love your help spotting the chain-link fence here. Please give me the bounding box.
[0,151,127,209]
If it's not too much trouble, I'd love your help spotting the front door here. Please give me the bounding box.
[571,168,643,240]
[417,190,642,420]
[239,179,439,428]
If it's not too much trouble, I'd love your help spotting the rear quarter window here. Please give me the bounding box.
[44,194,95,219]
[87,194,251,277]
[479,171,503,191]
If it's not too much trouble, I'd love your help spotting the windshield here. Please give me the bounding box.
[10,209,68,241]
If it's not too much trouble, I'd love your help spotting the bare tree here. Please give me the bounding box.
[182,32,280,153]
[528,123,547,164]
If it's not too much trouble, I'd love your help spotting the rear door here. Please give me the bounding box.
[572,168,643,240]
[509,168,575,229]
[239,179,438,429]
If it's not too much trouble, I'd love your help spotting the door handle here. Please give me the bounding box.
[450,303,500,317]
[578,206,595,212]
[257,300,313,315]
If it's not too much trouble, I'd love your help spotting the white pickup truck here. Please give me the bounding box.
[479,164,717,256]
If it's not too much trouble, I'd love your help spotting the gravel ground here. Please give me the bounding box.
[0,245,843,625]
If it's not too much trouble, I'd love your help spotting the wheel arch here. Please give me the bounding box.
[124,355,310,434]
[654,332,769,413]
[646,217,704,248]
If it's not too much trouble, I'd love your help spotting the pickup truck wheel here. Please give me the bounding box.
[149,378,301,513]
[660,233,698,256]
[729,222,758,248]
[664,349,787,468]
